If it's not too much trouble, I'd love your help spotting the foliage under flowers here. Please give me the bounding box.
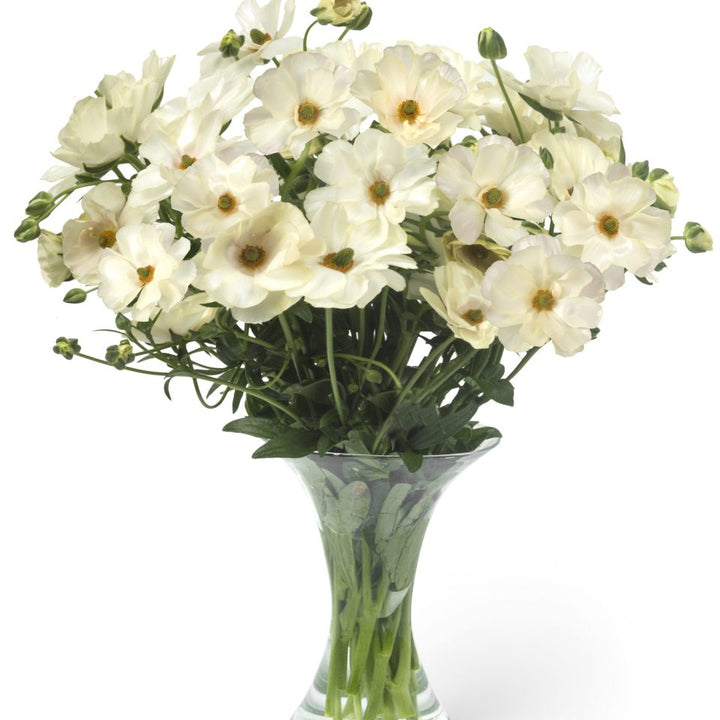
[16,1,711,472]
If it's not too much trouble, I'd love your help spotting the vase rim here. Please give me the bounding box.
[310,436,501,460]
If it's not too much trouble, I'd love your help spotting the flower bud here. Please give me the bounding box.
[478,27,507,60]
[684,222,713,253]
[63,288,87,304]
[312,0,366,26]
[25,192,55,218]
[349,4,372,30]
[442,232,510,273]
[14,217,40,243]
[219,29,244,59]
[105,340,136,369]
[648,169,679,217]
[53,337,81,360]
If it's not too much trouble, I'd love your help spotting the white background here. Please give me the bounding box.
[1,1,718,719]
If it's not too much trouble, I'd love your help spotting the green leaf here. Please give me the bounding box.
[518,93,564,122]
[375,484,413,544]
[632,161,649,180]
[252,429,320,459]
[410,402,479,450]
[223,416,280,439]
[399,452,423,473]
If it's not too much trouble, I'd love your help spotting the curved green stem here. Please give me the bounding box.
[490,59,527,144]
[506,345,541,381]
[303,19,319,51]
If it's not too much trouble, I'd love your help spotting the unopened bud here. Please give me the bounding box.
[478,27,507,60]
[219,29,244,59]
[53,337,81,360]
[684,222,713,253]
[105,340,136,369]
[25,192,55,218]
[63,288,87,304]
[14,217,40,243]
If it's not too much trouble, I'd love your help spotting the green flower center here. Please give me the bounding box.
[297,102,320,125]
[599,214,620,237]
[397,99,420,123]
[137,265,155,286]
[323,248,355,273]
[240,244,266,269]
[217,193,237,213]
[179,154,197,170]
[532,289,556,312]
[481,187,504,209]
[98,229,117,249]
[462,308,485,325]
[250,28,272,45]
[369,180,390,205]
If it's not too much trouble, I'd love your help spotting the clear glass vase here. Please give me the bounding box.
[286,440,499,720]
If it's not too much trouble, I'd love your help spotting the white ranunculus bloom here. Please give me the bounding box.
[195,202,322,322]
[293,205,415,309]
[171,153,278,243]
[506,47,621,140]
[97,224,196,322]
[420,262,497,350]
[436,136,552,247]
[482,234,605,357]
[353,44,466,148]
[199,0,300,76]
[52,96,125,171]
[553,163,673,278]
[304,129,438,226]
[528,129,612,201]
[37,230,71,288]
[62,183,143,286]
[141,292,218,343]
[97,51,175,142]
[184,66,255,126]
[476,81,546,143]
[244,52,360,158]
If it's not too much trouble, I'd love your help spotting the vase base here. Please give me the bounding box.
[291,663,448,720]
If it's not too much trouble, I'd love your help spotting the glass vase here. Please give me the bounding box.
[286,440,499,720]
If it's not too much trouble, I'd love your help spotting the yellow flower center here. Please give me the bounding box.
[369,180,390,205]
[137,265,155,286]
[397,99,420,123]
[240,244,267,269]
[98,229,117,249]
[179,154,197,170]
[323,248,355,273]
[599,214,620,237]
[462,308,485,326]
[532,289,556,312]
[297,102,320,125]
[217,193,237,213]
[481,187,505,209]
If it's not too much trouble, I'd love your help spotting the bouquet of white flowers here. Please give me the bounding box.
[13,1,713,717]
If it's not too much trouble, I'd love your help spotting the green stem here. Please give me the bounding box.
[281,141,312,201]
[325,309,346,425]
[338,26,352,41]
[506,345,541,382]
[279,313,303,380]
[490,58,527,144]
[303,19,319,51]
[333,354,402,391]
[413,347,477,405]
[360,288,388,391]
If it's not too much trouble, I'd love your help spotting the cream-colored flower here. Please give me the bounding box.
[477,82,546,143]
[482,234,605,356]
[553,163,673,278]
[293,205,415,309]
[421,262,497,350]
[195,202,322,323]
[97,224,196,322]
[353,44,466,148]
[436,136,552,247]
[244,52,360,158]
[37,230,71,288]
[62,183,141,286]
[171,153,278,243]
[304,129,438,226]
[529,129,612,202]
[141,292,218,343]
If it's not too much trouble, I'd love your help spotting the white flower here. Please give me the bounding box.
[293,205,415,309]
[52,96,125,170]
[199,0,300,76]
[436,136,552,247]
[312,0,364,25]
[648,169,679,217]
[195,202,322,323]
[62,183,143,286]
[420,262,497,350]
[353,45,466,148]
[529,129,612,202]
[476,82,546,143]
[304,129,438,226]
[171,153,279,243]
[97,224,196,322]
[184,66,255,126]
[37,231,71,288]
[553,163,673,278]
[141,292,218,343]
[97,51,174,142]
[245,52,360,159]
[506,47,621,140]
[482,235,605,356]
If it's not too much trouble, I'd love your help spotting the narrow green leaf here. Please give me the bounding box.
[518,93,564,122]
[399,452,423,473]
[223,416,280,439]
[252,429,320,459]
